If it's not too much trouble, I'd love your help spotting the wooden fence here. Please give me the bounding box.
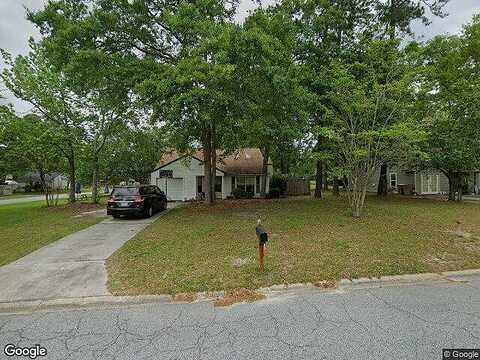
[286,178,311,196]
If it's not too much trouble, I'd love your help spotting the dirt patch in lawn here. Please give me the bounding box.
[47,203,105,215]
[173,292,198,303]
[313,280,337,289]
[214,288,266,307]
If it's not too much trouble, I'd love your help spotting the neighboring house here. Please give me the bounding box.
[368,167,480,195]
[150,148,273,201]
[19,172,69,190]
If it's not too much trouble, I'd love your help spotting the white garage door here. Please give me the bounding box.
[157,178,184,201]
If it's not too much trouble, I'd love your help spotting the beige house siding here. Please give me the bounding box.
[367,165,478,195]
[414,170,449,194]
[367,166,414,193]
[150,149,273,201]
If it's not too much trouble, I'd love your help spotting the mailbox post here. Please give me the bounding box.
[255,220,268,272]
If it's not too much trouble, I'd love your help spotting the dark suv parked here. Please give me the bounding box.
[107,185,167,218]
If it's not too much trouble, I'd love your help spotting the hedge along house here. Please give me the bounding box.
[150,148,273,201]
[367,166,480,195]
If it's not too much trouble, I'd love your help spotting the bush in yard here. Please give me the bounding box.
[270,175,287,196]
[266,188,281,199]
[232,188,253,199]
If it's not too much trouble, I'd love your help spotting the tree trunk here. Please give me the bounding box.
[210,129,217,205]
[210,123,217,204]
[280,152,287,175]
[39,170,49,207]
[333,177,340,196]
[389,0,396,40]
[260,145,270,198]
[314,160,323,198]
[67,147,76,204]
[457,173,464,202]
[203,145,212,206]
[377,162,388,196]
[446,172,456,201]
[323,166,328,191]
[92,155,99,204]
[349,171,368,218]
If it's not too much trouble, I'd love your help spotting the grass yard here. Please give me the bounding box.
[0,201,106,266]
[0,192,45,199]
[107,195,480,295]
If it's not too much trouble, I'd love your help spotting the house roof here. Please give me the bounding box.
[154,148,271,175]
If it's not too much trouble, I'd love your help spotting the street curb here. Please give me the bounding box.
[0,295,172,314]
[1,268,479,314]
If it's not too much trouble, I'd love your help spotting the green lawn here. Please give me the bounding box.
[0,201,106,267]
[107,195,480,295]
[0,192,45,199]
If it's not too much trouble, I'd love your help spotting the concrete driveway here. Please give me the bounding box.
[0,203,179,303]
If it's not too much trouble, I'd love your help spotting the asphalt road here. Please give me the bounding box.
[1,274,479,360]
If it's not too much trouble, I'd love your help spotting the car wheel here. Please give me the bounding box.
[162,200,167,211]
[112,214,120,219]
[147,206,153,218]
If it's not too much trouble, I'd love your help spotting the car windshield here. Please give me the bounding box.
[112,187,140,196]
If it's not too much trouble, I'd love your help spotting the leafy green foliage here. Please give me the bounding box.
[415,17,480,199]
[375,0,449,38]
[325,38,422,215]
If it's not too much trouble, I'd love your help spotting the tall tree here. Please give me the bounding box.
[327,38,419,216]
[286,0,375,198]
[30,0,241,205]
[374,0,449,195]
[376,0,449,39]
[101,125,165,185]
[416,17,480,201]
[236,7,309,197]
[2,45,84,203]
[1,113,64,205]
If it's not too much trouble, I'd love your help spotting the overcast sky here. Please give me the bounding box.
[1,0,480,112]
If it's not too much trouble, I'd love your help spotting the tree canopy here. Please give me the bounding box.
[1,0,478,216]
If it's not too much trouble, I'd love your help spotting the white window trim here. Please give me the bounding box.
[389,172,397,188]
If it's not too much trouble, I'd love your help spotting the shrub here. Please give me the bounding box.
[266,188,281,199]
[270,175,287,196]
[232,188,253,199]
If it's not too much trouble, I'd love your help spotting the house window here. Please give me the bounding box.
[256,176,261,193]
[236,176,245,190]
[246,177,255,194]
[197,176,203,194]
[215,176,222,193]
[235,176,255,194]
[390,173,397,188]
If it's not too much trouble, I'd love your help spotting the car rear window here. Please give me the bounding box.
[112,187,140,196]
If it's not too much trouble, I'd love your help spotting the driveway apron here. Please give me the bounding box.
[0,204,179,302]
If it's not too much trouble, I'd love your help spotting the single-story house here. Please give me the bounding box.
[18,172,69,190]
[368,167,480,195]
[150,148,273,201]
